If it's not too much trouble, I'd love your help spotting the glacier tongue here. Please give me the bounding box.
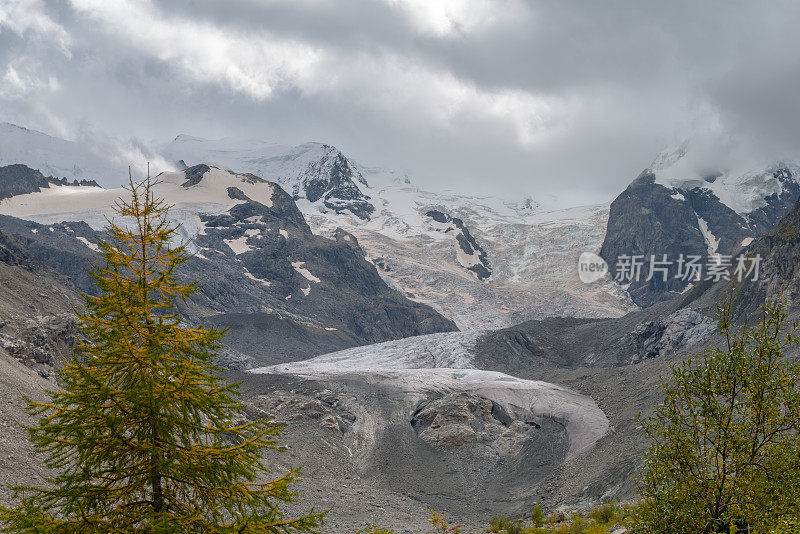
[251,331,609,458]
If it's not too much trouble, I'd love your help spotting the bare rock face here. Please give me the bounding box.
[601,166,800,307]
[628,308,715,363]
[0,313,79,374]
[301,150,375,220]
[411,392,539,452]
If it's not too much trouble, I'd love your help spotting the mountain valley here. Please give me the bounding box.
[1,124,800,532]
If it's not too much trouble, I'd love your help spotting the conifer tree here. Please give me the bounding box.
[0,173,324,533]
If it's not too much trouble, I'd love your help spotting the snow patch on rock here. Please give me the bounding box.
[292,261,321,283]
[696,216,720,256]
[243,270,271,286]
[75,236,100,252]
[224,235,252,255]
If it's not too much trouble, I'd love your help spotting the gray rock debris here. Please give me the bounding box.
[629,308,714,363]
[244,389,357,436]
[411,392,539,454]
[0,313,78,373]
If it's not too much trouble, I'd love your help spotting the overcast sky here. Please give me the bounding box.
[1,0,800,202]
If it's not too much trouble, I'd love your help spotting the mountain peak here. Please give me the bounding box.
[161,136,375,220]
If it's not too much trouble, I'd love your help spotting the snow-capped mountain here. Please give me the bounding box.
[0,124,635,330]
[161,136,635,329]
[649,142,800,217]
[601,141,800,307]
[161,136,375,220]
[0,163,457,365]
[0,122,166,184]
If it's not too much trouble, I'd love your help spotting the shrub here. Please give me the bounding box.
[531,505,546,527]
[631,290,800,533]
[487,515,524,534]
[428,509,461,533]
[588,502,616,524]
[568,515,590,534]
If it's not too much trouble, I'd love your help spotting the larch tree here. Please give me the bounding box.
[0,173,324,533]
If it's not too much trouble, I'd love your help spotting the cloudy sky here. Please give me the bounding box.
[1,0,800,202]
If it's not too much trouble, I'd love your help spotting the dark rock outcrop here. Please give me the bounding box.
[601,166,800,307]
[627,308,715,363]
[425,210,491,280]
[302,150,375,220]
[0,216,101,295]
[0,164,99,200]
[181,164,211,187]
[0,231,32,267]
[599,172,711,307]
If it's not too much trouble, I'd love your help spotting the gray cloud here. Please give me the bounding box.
[1,0,800,203]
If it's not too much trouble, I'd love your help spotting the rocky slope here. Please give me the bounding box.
[683,193,800,320]
[0,164,456,365]
[159,133,637,329]
[0,228,89,504]
[601,142,800,307]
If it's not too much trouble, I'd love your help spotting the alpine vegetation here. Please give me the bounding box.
[0,174,324,533]
[632,290,800,533]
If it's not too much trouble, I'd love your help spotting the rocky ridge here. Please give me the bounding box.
[0,164,457,366]
[601,145,800,307]
[424,210,492,280]
[0,164,99,201]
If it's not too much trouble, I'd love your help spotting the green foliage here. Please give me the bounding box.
[769,517,800,533]
[487,515,524,534]
[483,502,624,534]
[587,502,615,524]
[566,516,589,534]
[630,290,800,533]
[0,175,324,532]
[530,505,545,527]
